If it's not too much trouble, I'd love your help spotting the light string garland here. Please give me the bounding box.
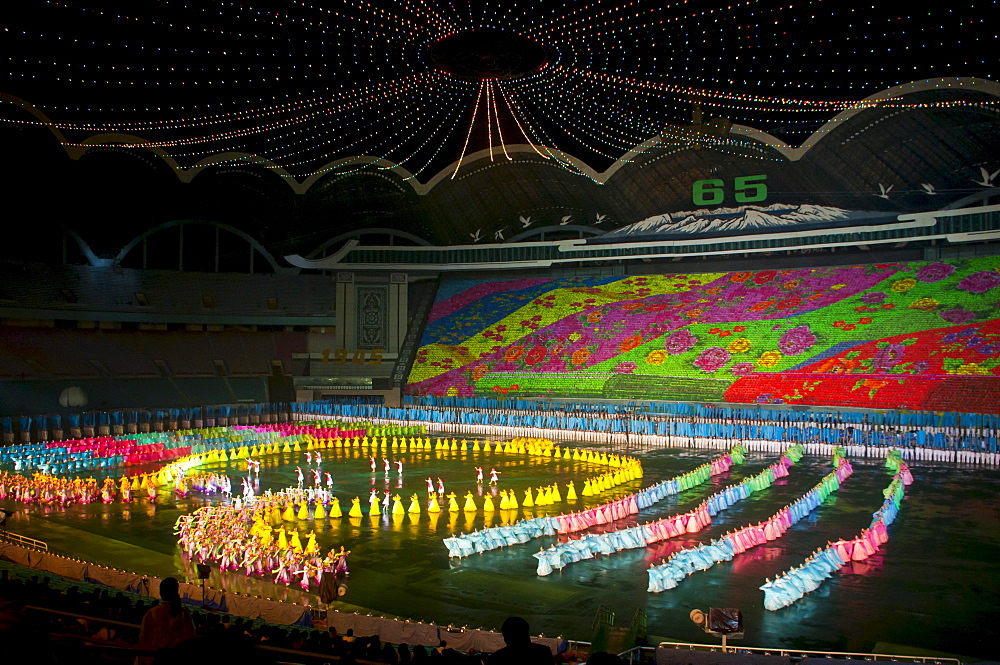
[1,0,992,180]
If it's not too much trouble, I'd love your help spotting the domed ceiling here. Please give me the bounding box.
[0,1,995,253]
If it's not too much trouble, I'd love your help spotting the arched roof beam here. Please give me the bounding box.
[305,228,432,259]
[603,77,1000,180]
[113,219,297,274]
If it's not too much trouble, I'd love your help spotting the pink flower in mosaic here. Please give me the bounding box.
[730,362,755,376]
[693,346,731,372]
[940,308,976,324]
[614,361,638,374]
[916,262,956,283]
[872,343,907,371]
[958,270,1000,294]
[861,291,887,304]
[664,328,698,354]
[778,325,817,355]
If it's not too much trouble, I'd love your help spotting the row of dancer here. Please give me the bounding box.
[762,466,908,611]
[534,450,801,575]
[444,445,744,560]
[444,517,557,557]
[474,467,501,484]
[648,452,853,593]
[354,487,541,516]
[0,470,164,505]
[370,457,405,475]
[295,466,334,489]
[554,445,745,536]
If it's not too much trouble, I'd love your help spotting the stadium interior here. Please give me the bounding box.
[1,2,998,664]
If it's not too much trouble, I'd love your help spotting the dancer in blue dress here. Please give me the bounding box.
[534,548,553,576]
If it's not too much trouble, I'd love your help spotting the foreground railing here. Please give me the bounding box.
[619,644,962,665]
[0,529,48,551]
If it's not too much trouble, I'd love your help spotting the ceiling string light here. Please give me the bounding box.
[0,0,991,180]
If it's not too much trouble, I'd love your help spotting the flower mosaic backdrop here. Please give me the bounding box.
[405,258,1000,412]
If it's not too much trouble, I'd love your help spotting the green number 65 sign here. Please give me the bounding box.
[692,174,768,206]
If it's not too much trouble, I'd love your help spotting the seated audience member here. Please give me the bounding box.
[135,577,196,665]
[488,616,554,665]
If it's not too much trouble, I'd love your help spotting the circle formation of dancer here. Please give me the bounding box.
[0,420,428,508]
[175,489,350,592]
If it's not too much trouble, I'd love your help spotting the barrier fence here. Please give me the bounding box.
[0,540,565,655]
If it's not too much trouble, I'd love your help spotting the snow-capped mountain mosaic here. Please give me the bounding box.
[604,204,899,238]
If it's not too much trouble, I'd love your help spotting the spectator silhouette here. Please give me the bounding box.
[488,616,554,665]
[135,577,196,665]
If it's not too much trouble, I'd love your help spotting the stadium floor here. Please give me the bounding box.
[3,438,998,659]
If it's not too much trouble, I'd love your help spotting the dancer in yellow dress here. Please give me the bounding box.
[304,531,319,555]
[463,491,477,512]
[447,492,460,511]
[348,497,363,517]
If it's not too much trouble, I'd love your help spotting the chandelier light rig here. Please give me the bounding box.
[0,0,991,180]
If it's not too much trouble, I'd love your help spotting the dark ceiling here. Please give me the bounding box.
[0,1,995,255]
[3,1,993,178]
